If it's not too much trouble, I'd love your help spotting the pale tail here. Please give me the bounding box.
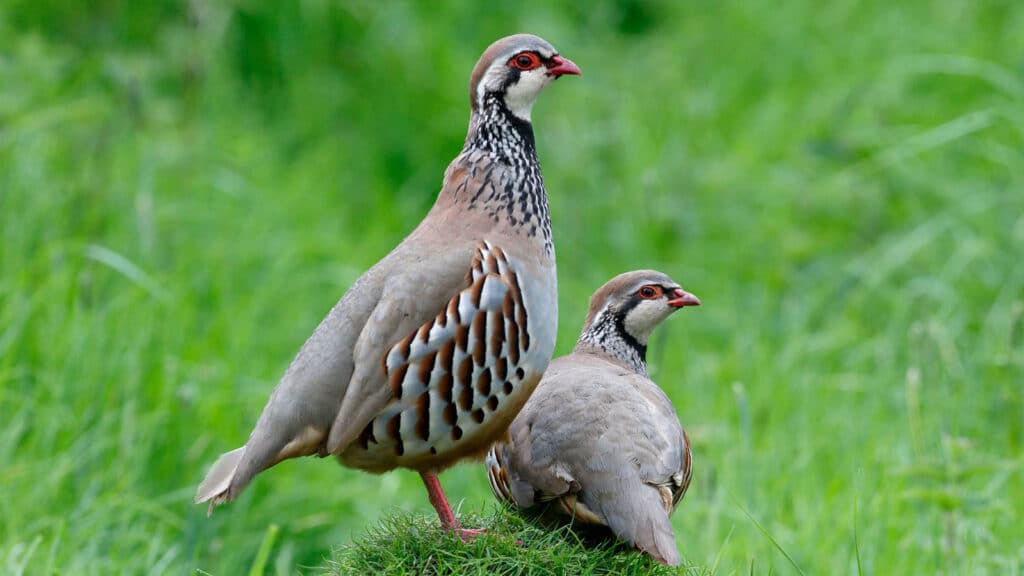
[630,513,681,566]
[194,446,246,516]
[597,482,682,566]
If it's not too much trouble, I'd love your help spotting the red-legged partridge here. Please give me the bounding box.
[195,34,580,538]
[486,270,700,564]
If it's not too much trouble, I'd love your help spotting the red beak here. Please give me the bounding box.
[547,55,582,77]
[667,289,701,308]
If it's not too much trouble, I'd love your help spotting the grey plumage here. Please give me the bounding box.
[487,270,699,565]
[196,34,580,530]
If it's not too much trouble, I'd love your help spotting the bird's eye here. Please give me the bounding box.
[638,285,661,299]
[510,52,541,71]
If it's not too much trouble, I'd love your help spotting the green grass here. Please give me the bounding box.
[323,508,706,576]
[1,0,1023,574]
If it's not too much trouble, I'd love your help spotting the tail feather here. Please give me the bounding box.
[632,513,681,566]
[596,483,681,566]
[195,447,246,516]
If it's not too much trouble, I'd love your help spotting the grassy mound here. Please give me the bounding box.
[323,508,708,576]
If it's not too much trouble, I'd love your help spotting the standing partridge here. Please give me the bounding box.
[195,34,581,539]
[486,270,700,564]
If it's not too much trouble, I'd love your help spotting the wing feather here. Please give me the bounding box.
[328,241,530,461]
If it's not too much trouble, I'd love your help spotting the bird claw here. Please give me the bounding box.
[451,527,487,542]
[448,527,525,546]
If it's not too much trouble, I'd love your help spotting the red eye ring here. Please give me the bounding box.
[509,52,541,71]
[638,285,662,299]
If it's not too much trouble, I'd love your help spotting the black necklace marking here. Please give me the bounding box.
[457,91,553,255]
[578,296,648,375]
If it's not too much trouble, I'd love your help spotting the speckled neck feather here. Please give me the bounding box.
[576,302,648,377]
[451,93,552,255]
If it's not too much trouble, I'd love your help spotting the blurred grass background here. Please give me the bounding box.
[1,0,1022,574]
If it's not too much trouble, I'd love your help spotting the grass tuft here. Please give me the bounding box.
[322,508,707,576]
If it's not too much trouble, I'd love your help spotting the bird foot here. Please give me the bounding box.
[450,527,487,542]
[447,527,525,546]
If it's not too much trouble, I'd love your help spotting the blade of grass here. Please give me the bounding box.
[734,500,806,576]
[854,497,863,576]
[248,524,280,576]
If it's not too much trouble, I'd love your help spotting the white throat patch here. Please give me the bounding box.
[502,69,552,121]
[624,301,674,345]
[477,63,554,122]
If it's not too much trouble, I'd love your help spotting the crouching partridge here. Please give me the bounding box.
[486,270,700,564]
[195,34,580,539]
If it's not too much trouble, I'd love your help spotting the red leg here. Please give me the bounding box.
[420,471,459,530]
[419,471,486,541]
